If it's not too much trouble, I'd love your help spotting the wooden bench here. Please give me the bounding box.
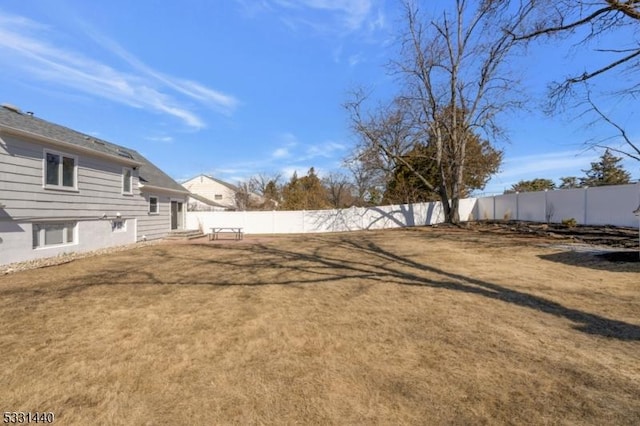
[209,227,244,241]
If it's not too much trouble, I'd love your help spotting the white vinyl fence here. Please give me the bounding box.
[187,183,640,234]
[187,199,477,235]
[476,183,640,227]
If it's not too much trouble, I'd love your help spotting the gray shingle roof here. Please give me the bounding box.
[0,104,185,193]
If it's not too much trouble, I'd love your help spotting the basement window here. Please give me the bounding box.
[33,222,76,248]
[112,219,126,232]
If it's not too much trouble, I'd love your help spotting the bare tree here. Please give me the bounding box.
[347,0,533,223]
[344,146,387,207]
[234,181,253,211]
[511,1,640,163]
[512,0,640,101]
[583,91,640,162]
[322,172,356,208]
[249,173,282,197]
[248,172,282,210]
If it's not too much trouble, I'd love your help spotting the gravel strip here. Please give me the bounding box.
[0,240,162,275]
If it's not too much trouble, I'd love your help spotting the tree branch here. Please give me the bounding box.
[567,48,640,84]
[587,91,640,161]
[512,6,614,40]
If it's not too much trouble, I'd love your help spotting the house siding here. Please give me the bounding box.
[136,193,176,241]
[182,175,237,209]
[1,134,146,219]
[0,131,185,266]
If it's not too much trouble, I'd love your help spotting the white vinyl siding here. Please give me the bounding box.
[181,175,237,209]
[44,149,77,190]
[1,136,144,220]
[138,195,175,240]
[1,134,186,250]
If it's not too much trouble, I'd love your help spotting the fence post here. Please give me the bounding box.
[584,187,589,225]
[493,195,496,221]
[272,210,276,234]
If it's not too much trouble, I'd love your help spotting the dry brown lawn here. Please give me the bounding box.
[1,227,639,425]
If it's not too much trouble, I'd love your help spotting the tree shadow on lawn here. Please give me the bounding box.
[539,250,640,271]
[28,236,640,342]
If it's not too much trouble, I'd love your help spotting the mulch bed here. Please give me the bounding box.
[467,220,639,249]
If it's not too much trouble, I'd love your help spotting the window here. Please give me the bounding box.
[214,194,223,200]
[44,150,77,190]
[149,196,159,214]
[122,168,133,194]
[32,222,76,248]
[112,219,126,232]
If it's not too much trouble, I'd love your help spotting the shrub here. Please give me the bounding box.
[562,218,577,228]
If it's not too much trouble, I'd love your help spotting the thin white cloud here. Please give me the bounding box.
[272,147,290,158]
[86,31,239,114]
[280,166,306,179]
[303,141,347,159]
[0,11,238,129]
[498,150,596,179]
[348,53,364,67]
[240,0,385,36]
[195,132,348,183]
[279,132,299,146]
[481,150,599,194]
[147,135,174,143]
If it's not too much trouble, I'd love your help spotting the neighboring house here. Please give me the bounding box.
[182,174,240,211]
[187,192,229,212]
[0,103,189,266]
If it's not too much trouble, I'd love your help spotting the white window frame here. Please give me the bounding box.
[149,196,159,214]
[122,167,133,195]
[32,222,77,249]
[43,149,78,191]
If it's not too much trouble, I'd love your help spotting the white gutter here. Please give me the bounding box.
[0,124,141,167]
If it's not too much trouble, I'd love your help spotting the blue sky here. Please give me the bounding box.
[1,0,638,195]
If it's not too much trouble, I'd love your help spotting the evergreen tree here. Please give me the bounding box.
[580,150,631,187]
[281,168,329,210]
[383,133,502,204]
[558,176,581,189]
[507,178,556,194]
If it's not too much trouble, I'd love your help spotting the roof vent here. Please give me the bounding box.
[117,149,133,159]
[2,104,22,114]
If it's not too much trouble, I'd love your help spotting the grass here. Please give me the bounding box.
[1,227,639,425]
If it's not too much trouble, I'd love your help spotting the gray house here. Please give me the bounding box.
[0,104,189,266]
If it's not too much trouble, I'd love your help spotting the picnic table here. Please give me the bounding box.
[209,227,244,241]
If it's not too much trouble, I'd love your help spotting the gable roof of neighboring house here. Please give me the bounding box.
[183,174,240,192]
[0,104,187,194]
